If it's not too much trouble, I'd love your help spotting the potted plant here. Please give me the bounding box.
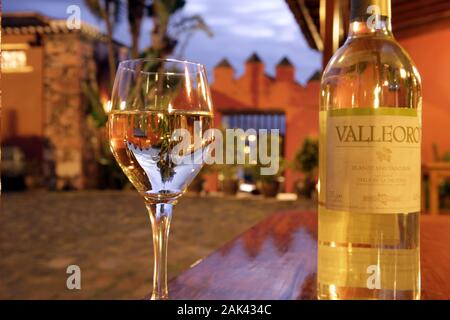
[293,137,318,199]
[188,174,205,194]
[208,127,241,196]
[259,174,281,198]
[438,151,450,208]
[210,157,239,195]
[250,135,285,198]
[222,178,239,195]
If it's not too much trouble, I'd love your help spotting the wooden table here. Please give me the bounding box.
[169,211,450,300]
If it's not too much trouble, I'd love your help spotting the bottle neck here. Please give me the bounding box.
[348,0,393,38]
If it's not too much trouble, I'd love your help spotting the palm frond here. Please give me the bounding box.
[110,0,123,23]
[81,81,108,128]
[171,15,213,38]
[128,0,146,30]
[84,0,123,23]
[85,0,104,19]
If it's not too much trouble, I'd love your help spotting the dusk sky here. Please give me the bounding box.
[4,0,322,84]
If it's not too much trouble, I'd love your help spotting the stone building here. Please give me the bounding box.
[2,13,127,189]
[211,54,321,193]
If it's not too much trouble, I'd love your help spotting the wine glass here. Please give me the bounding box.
[108,58,214,299]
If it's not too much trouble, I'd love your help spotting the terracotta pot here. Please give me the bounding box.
[261,180,280,198]
[25,175,37,189]
[295,176,316,199]
[222,179,239,195]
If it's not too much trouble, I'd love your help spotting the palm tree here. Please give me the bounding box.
[127,0,146,59]
[172,14,213,58]
[146,0,213,58]
[84,0,122,85]
[148,0,185,58]
[86,0,212,66]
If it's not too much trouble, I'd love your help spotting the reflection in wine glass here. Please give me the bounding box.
[108,58,213,299]
[125,140,211,199]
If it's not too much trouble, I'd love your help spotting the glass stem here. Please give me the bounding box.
[147,202,173,300]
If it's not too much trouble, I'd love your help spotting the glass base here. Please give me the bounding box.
[151,292,169,300]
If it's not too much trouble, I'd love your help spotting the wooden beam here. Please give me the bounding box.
[340,0,350,41]
[396,15,450,39]
[299,0,323,51]
[395,1,450,22]
[286,0,450,58]
[320,0,326,41]
[285,0,319,50]
[322,0,341,68]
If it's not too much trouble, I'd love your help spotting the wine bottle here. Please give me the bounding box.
[318,0,422,299]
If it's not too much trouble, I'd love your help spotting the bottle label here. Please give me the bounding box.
[320,108,421,214]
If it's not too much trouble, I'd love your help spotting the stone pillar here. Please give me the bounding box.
[42,32,98,190]
[79,35,101,189]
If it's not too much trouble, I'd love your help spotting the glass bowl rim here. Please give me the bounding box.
[117,58,206,76]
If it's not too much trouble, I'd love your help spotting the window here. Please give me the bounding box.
[2,50,33,73]
[221,112,286,185]
[222,112,286,135]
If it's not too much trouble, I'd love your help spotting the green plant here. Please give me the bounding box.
[250,160,285,183]
[438,152,450,207]
[293,137,318,174]
[127,0,146,58]
[147,0,213,58]
[248,135,284,183]
[443,151,450,162]
[293,137,318,198]
[209,127,239,180]
[85,0,122,85]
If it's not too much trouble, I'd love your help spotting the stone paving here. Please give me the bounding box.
[0,191,314,299]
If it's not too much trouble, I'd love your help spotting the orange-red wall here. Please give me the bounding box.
[212,60,320,192]
[2,34,44,142]
[399,24,450,162]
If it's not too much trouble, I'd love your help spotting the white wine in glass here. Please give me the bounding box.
[108,59,214,299]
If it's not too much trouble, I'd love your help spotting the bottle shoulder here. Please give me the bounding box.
[323,36,421,84]
[320,36,422,110]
